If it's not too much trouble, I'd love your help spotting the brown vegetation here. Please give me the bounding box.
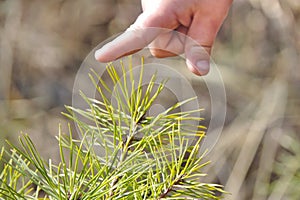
[0,0,299,199]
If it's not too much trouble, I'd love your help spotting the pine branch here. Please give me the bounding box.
[159,174,184,199]
[0,57,225,199]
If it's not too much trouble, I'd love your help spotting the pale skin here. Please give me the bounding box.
[95,0,233,76]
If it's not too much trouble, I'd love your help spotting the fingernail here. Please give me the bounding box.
[196,60,210,74]
[94,50,99,57]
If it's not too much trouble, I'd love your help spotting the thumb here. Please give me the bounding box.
[185,14,221,76]
[185,44,211,76]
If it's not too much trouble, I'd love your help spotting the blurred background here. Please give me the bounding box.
[0,0,299,199]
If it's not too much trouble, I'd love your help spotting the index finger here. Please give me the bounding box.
[94,27,162,62]
[94,5,178,63]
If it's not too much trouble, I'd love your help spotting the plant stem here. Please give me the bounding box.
[108,122,139,197]
[158,175,183,199]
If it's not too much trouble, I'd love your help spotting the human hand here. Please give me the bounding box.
[95,0,232,76]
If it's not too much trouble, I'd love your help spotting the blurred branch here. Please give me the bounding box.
[224,79,288,200]
[0,0,22,101]
[267,132,300,200]
[252,127,283,200]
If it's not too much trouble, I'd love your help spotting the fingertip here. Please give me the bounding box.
[94,49,103,62]
[186,59,210,76]
[195,60,210,75]
[185,44,211,76]
[94,45,114,63]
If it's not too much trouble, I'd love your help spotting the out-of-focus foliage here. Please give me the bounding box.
[270,133,300,200]
[0,0,141,158]
[203,0,300,199]
[0,0,299,199]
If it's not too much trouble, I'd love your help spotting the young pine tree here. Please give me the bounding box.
[0,58,224,199]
